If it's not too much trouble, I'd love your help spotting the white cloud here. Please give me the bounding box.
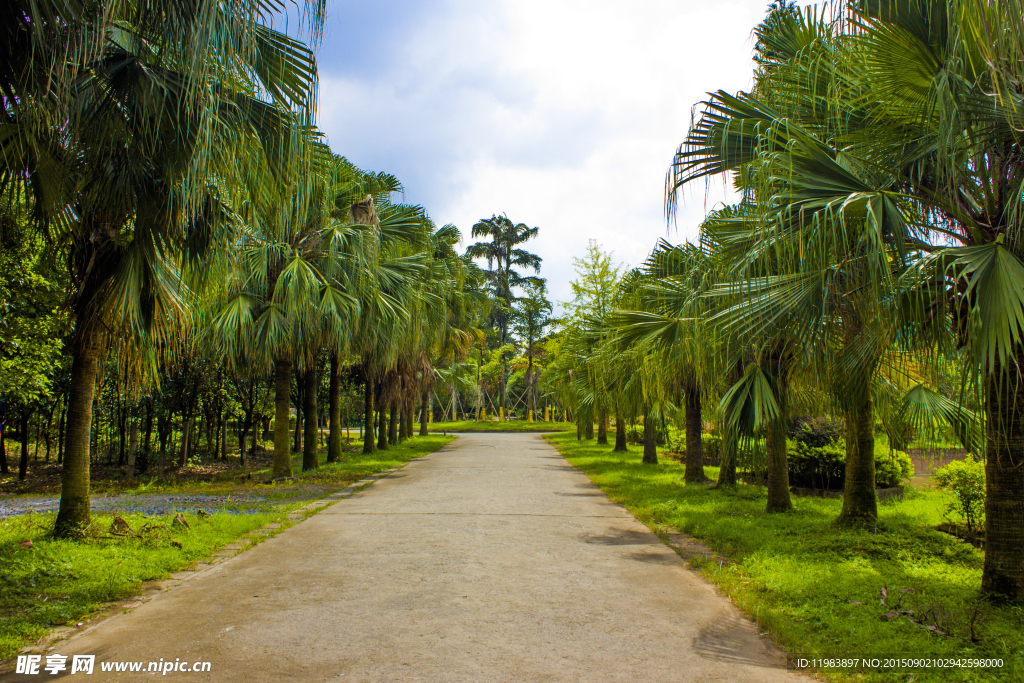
[316,0,770,304]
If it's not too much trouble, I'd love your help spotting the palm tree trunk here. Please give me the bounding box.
[982,357,1024,601]
[377,402,389,451]
[585,418,594,440]
[328,354,342,463]
[19,408,30,481]
[419,390,430,436]
[293,374,303,454]
[613,409,627,452]
[388,399,398,445]
[126,418,139,480]
[838,397,877,524]
[765,418,792,512]
[273,356,294,478]
[54,325,103,537]
[398,398,408,441]
[684,389,708,483]
[642,412,658,464]
[363,376,376,454]
[597,408,608,444]
[302,367,318,471]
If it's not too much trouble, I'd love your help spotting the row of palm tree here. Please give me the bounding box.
[1,0,492,537]
[544,0,1022,603]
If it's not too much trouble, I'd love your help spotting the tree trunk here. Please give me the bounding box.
[642,412,658,464]
[57,399,66,465]
[378,405,389,454]
[19,408,30,481]
[981,358,1024,602]
[293,373,303,454]
[273,356,294,478]
[328,355,343,463]
[54,325,103,537]
[419,390,429,436]
[388,399,398,445]
[157,406,171,477]
[363,377,376,454]
[765,419,792,512]
[398,399,407,441]
[0,411,7,474]
[220,414,228,460]
[838,397,877,524]
[597,408,608,444]
[303,367,318,471]
[613,409,627,452]
[126,418,139,480]
[585,413,594,440]
[178,417,192,468]
[684,389,708,483]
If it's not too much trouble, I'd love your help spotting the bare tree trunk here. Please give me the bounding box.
[328,354,343,463]
[642,412,658,464]
[716,430,738,488]
[684,388,708,483]
[982,356,1024,601]
[585,417,594,440]
[419,390,430,436]
[18,408,31,481]
[273,356,294,478]
[388,399,398,445]
[838,397,877,524]
[293,373,303,454]
[0,409,8,474]
[303,367,319,471]
[377,401,389,451]
[597,407,608,444]
[54,325,103,537]
[126,418,139,480]
[363,376,376,454]
[613,409,628,452]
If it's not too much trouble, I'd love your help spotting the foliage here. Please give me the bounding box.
[933,456,987,535]
[787,440,914,490]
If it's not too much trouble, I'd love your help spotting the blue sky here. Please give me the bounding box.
[308,0,776,304]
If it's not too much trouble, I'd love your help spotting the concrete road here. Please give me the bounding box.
[9,433,801,682]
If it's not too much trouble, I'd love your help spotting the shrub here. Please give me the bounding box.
[788,415,845,448]
[933,455,986,533]
[701,433,722,463]
[787,439,914,489]
[874,445,915,488]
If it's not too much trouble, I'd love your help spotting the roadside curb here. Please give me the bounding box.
[17,457,428,657]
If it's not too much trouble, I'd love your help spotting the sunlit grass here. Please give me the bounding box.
[545,432,1023,683]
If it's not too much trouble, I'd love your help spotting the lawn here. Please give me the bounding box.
[544,432,1023,683]
[0,435,454,659]
[429,419,574,433]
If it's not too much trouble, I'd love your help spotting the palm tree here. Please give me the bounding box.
[465,214,542,414]
[0,0,324,536]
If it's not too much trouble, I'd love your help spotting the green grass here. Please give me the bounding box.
[0,434,454,659]
[429,420,573,432]
[544,432,1023,683]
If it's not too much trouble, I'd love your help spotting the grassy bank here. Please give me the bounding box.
[544,432,1022,683]
[0,435,454,659]
[429,420,573,433]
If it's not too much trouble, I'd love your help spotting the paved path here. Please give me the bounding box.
[9,433,801,682]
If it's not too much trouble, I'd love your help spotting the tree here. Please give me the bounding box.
[465,214,542,414]
[512,281,553,422]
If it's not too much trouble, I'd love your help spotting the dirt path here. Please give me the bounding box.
[7,433,801,682]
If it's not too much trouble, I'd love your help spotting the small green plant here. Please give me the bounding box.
[933,455,986,534]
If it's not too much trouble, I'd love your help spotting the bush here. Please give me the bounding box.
[874,445,915,488]
[933,455,986,533]
[788,415,845,448]
[701,433,722,463]
[787,439,914,489]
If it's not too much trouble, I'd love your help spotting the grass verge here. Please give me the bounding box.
[544,432,1023,683]
[0,434,454,660]
[429,420,573,433]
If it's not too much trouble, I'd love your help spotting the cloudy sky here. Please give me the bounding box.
[309,0,774,305]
